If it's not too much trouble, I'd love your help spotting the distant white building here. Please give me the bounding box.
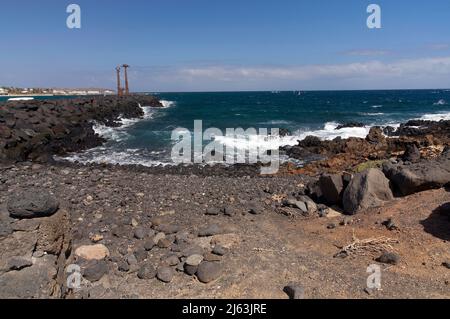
[0,87,7,95]
[53,90,68,95]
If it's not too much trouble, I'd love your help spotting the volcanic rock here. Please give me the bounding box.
[342,168,394,214]
[7,189,59,219]
[283,283,305,299]
[319,174,344,205]
[75,244,110,261]
[157,266,174,283]
[196,262,223,283]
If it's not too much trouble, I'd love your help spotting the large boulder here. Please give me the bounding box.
[319,174,344,205]
[343,168,394,215]
[383,159,450,196]
[7,189,59,219]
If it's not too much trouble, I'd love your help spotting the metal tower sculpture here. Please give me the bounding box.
[122,64,130,95]
[116,66,123,97]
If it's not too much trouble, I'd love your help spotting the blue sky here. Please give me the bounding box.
[1,0,450,91]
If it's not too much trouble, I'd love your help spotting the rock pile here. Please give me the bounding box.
[281,120,450,175]
[0,95,162,163]
[0,189,71,298]
[307,147,450,215]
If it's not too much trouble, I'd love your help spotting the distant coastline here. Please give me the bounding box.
[0,86,115,97]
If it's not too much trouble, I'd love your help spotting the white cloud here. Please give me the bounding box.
[154,57,450,81]
[135,56,450,91]
[8,56,450,91]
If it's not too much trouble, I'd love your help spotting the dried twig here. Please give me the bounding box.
[334,232,399,258]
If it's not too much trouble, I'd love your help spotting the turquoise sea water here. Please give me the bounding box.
[2,90,450,165]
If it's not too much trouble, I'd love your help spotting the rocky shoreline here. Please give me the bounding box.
[0,95,162,163]
[0,97,449,299]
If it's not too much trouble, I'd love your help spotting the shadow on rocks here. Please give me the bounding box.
[420,202,450,241]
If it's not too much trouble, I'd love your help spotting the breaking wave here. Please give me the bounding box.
[92,104,158,142]
[214,122,372,152]
[419,111,450,121]
[160,100,176,108]
[433,99,447,106]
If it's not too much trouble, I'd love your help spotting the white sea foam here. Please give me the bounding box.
[93,104,158,142]
[61,148,171,167]
[419,112,450,121]
[371,105,383,108]
[160,100,176,108]
[92,123,130,142]
[433,99,447,105]
[214,122,372,152]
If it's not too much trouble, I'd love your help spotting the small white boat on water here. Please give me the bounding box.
[7,97,35,101]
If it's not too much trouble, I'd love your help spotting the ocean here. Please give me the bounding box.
[2,90,450,166]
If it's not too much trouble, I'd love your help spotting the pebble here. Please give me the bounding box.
[137,264,157,280]
[184,264,198,276]
[181,245,204,257]
[176,262,186,272]
[212,245,228,256]
[163,254,180,266]
[157,266,174,283]
[204,252,222,262]
[223,206,237,216]
[376,252,400,265]
[144,240,155,251]
[75,244,110,261]
[157,224,180,235]
[247,204,262,215]
[83,261,108,282]
[382,218,399,231]
[152,232,166,245]
[112,225,131,238]
[117,261,130,272]
[150,216,164,227]
[442,261,450,269]
[186,254,204,266]
[205,208,220,216]
[157,238,172,248]
[134,227,147,239]
[134,248,148,262]
[126,254,138,266]
[196,262,223,283]
[90,234,104,243]
[198,224,222,237]
[325,208,343,218]
[283,283,305,299]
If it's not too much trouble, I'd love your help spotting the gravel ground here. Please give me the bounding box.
[0,162,449,299]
